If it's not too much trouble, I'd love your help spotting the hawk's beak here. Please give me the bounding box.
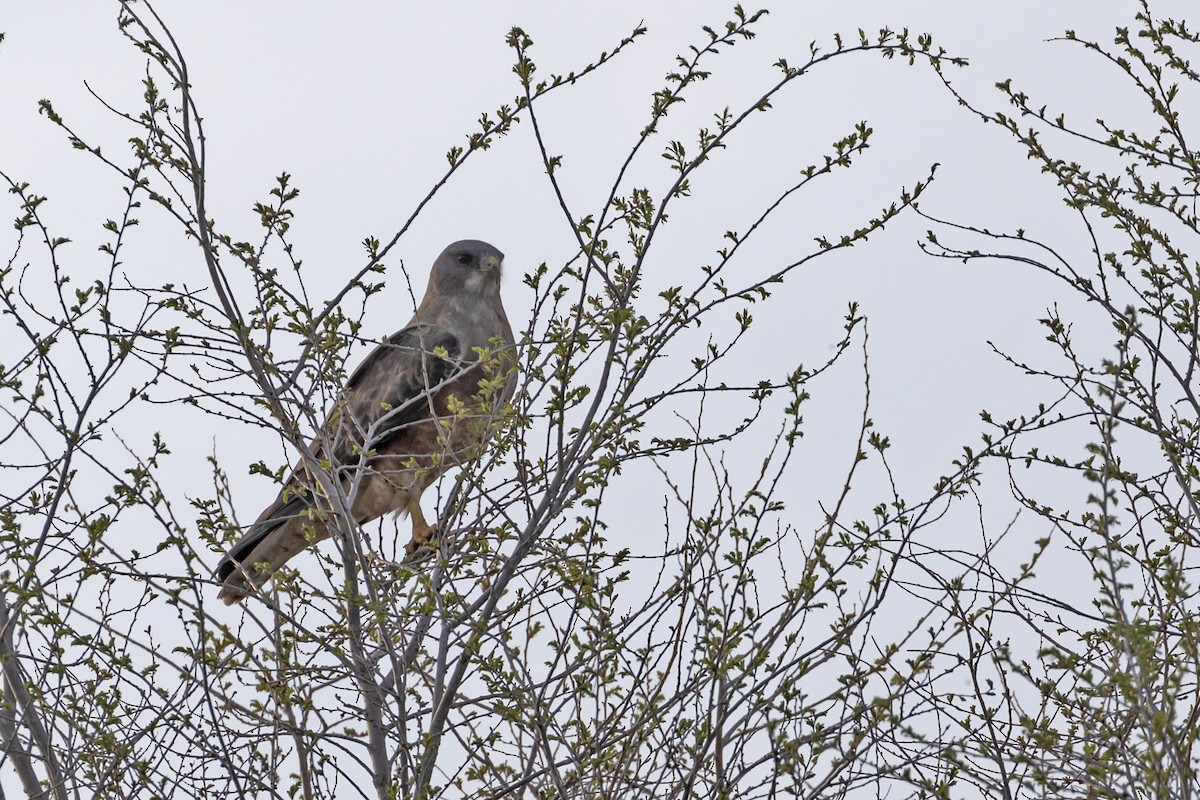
[481,254,501,273]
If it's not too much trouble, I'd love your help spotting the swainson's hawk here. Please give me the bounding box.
[215,240,516,605]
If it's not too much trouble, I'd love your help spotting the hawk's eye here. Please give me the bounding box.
[456,253,473,265]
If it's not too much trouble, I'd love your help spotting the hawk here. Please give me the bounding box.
[215,240,516,605]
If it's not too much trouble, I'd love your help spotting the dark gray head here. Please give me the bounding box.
[426,239,505,300]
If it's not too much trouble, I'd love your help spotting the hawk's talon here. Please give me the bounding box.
[402,541,438,566]
[404,524,439,557]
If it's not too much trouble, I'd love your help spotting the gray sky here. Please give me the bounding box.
[2,1,1143,489]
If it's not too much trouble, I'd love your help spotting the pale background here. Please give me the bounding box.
[1,1,1154,494]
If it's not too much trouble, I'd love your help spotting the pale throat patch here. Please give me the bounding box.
[464,270,489,293]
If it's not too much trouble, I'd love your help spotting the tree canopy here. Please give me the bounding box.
[1,2,1197,798]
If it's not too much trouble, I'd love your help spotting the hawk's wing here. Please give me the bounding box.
[334,322,462,465]
[214,323,462,600]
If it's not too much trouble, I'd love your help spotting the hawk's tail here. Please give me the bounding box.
[215,495,316,605]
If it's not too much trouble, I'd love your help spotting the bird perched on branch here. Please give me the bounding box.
[215,240,516,605]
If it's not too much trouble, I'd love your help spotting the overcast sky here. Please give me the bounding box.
[2,0,1161,489]
[2,0,1181,603]
[3,0,1180,603]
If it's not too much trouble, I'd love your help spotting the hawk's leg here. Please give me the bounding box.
[404,497,438,555]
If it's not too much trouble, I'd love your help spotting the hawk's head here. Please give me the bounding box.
[428,239,504,298]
